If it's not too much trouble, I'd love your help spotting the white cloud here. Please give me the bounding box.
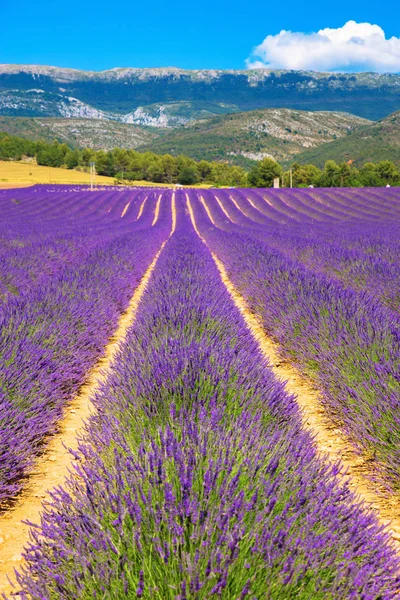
[246,21,400,72]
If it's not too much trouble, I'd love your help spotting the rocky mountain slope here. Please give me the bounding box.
[0,116,158,150]
[121,101,239,127]
[295,111,400,167]
[1,64,400,120]
[0,89,238,128]
[0,108,369,163]
[0,89,111,119]
[137,108,370,166]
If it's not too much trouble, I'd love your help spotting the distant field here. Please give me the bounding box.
[0,161,116,185]
[0,182,33,188]
[0,161,211,188]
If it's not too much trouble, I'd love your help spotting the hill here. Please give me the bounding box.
[0,109,370,165]
[1,65,400,120]
[295,111,400,167]
[0,117,158,150]
[138,108,370,167]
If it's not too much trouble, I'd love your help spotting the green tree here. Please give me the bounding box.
[229,166,248,187]
[112,149,131,175]
[161,154,178,184]
[81,148,95,167]
[318,160,340,187]
[65,149,80,169]
[127,152,146,180]
[359,163,380,186]
[248,158,283,187]
[178,165,199,185]
[36,143,66,167]
[197,160,213,182]
[290,164,321,187]
[146,159,166,183]
[94,150,114,176]
[375,161,400,185]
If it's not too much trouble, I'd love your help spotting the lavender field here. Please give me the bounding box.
[1,184,400,598]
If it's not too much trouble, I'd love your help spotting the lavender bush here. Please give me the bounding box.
[14,204,400,598]
[0,186,171,503]
[192,189,400,490]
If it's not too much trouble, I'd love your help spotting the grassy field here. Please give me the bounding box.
[0,161,116,185]
[0,182,33,188]
[0,161,211,188]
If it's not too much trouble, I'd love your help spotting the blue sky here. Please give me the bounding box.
[2,0,400,71]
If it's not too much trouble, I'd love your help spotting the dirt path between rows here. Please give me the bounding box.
[186,194,400,553]
[121,201,131,217]
[213,194,237,224]
[152,193,162,226]
[136,195,148,220]
[0,212,175,596]
[199,195,217,226]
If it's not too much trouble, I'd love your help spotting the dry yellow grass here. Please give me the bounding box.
[0,161,211,188]
[0,161,115,185]
[0,182,33,189]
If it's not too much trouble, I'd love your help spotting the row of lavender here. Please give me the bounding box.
[203,188,400,312]
[194,188,400,491]
[226,187,400,224]
[0,186,171,503]
[0,186,155,302]
[15,205,400,598]
[258,223,400,313]
[201,187,400,314]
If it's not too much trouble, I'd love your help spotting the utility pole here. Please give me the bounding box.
[90,162,96,191]
[290,168,293,189]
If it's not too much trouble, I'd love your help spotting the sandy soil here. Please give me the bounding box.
[213,194,237,223]
[121,201,131,217]
[151,193,162,226]
[228,194,248,216]
[199,195,217,226]
[136,195,148,220]
[171,193,176,234]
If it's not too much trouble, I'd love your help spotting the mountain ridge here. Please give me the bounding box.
[1,64,400,119]
[2,64,399,83]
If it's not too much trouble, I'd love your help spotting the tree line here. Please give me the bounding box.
[248,158,400,188]
[0,133,247,187]
[1,132,399,188]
